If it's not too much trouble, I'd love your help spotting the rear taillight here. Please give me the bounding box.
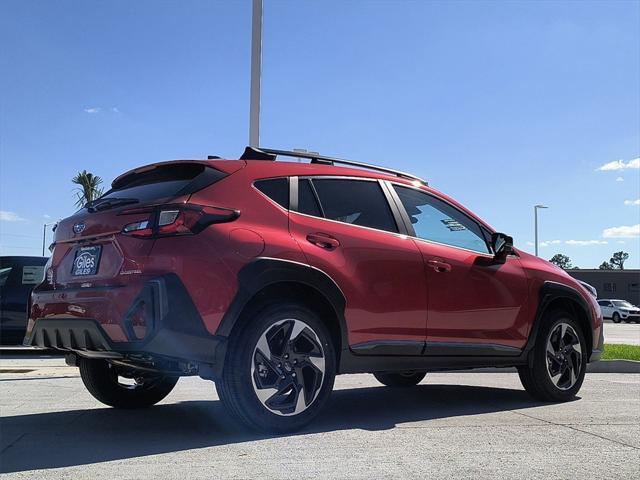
[119,204,239,238]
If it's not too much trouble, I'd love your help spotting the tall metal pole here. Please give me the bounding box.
[249,0,263,147]
[534,206,538,257]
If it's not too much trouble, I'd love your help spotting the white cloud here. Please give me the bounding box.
[602,224,640,238]
[525,241,534,246]
[616,176,624,182]
[0,210,27,222]
[43,214,51,219]
[84,107,101,113]
[539,240,561,248]
[110,107,120,113]
[624,199,640,206]
[565,240,608,246]
[617,241,626,244]
[597,157,640,171]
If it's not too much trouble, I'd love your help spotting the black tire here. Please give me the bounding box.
[612,313,621,324]
[216,303,336,433]
[518,310,587,402]
[79,358,178,409]
[373,371,427,387]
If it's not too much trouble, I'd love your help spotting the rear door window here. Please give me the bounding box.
[311,179,398,233]
[298,179,323,217]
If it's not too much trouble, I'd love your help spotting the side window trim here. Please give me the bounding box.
[389,181,493,255]
[379,180,412,236]
[290,176,299,211]
[383,180,417,237]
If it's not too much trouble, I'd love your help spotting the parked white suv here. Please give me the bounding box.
[597,299,640,323]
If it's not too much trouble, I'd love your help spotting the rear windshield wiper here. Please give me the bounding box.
[87,197,139,212]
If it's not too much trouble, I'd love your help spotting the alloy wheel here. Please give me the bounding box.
[545,322,582,391]
[251,318,326,416]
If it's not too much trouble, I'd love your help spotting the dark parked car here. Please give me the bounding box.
[1,256,48,344]
[25,147,603,432]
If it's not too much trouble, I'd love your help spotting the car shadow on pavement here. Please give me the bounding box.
[0,383,560,473]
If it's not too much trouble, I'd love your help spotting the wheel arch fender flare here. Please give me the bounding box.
[215,257,348,346]
[525,281,594,361]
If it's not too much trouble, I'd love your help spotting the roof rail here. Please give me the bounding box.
[241,146,427,185]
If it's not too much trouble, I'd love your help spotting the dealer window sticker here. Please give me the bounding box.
[441,218,467,232]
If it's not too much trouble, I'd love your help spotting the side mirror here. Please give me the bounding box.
[491,232,514,261]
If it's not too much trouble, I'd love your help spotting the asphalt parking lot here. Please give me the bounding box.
[603,320,640,345]
[1,357,638,480]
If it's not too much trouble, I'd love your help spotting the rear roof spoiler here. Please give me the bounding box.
[239,146,427,185]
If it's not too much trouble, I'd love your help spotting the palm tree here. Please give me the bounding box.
[72,170,104,208]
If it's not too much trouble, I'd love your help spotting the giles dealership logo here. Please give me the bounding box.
[73,222,86,234]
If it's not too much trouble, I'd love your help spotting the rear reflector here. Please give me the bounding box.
[120,204,239,238]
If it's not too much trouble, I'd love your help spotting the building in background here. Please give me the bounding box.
[568,270,640,305]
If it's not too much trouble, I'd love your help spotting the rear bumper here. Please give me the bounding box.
[24,273,227,374]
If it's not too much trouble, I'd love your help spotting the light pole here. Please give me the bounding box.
[534,204,548,257]
[249,0,263,147]
[42,222,56,256]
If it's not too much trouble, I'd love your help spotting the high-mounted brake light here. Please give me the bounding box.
[119,204,239,238]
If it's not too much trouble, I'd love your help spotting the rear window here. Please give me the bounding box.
[101,163,226,204]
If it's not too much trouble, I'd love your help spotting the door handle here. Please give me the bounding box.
[306,233,340,249]
[427,259,452,273]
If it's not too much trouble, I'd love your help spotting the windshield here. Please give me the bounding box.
[612,300,635,308]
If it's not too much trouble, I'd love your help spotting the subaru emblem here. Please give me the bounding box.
[73,222,86,234]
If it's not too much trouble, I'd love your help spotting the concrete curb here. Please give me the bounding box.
[586,360,640,373]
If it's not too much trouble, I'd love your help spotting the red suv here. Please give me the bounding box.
[25,147,603,432]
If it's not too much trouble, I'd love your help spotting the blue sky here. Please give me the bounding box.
[1,0,638,268]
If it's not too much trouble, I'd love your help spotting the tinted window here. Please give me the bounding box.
[298,179,322,217]
[597,300,608,306]
[99,164,226,206]
[394,185,490,254]
[255,178,289,209]
[312,179,398,233]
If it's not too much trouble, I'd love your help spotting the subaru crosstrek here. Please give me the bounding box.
[25,147,604,432]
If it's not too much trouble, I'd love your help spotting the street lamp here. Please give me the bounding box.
[249,0,263,147]
[42,222,57,256]
[534,204,548,257]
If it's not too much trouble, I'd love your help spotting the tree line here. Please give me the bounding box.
[548,251,630,270]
